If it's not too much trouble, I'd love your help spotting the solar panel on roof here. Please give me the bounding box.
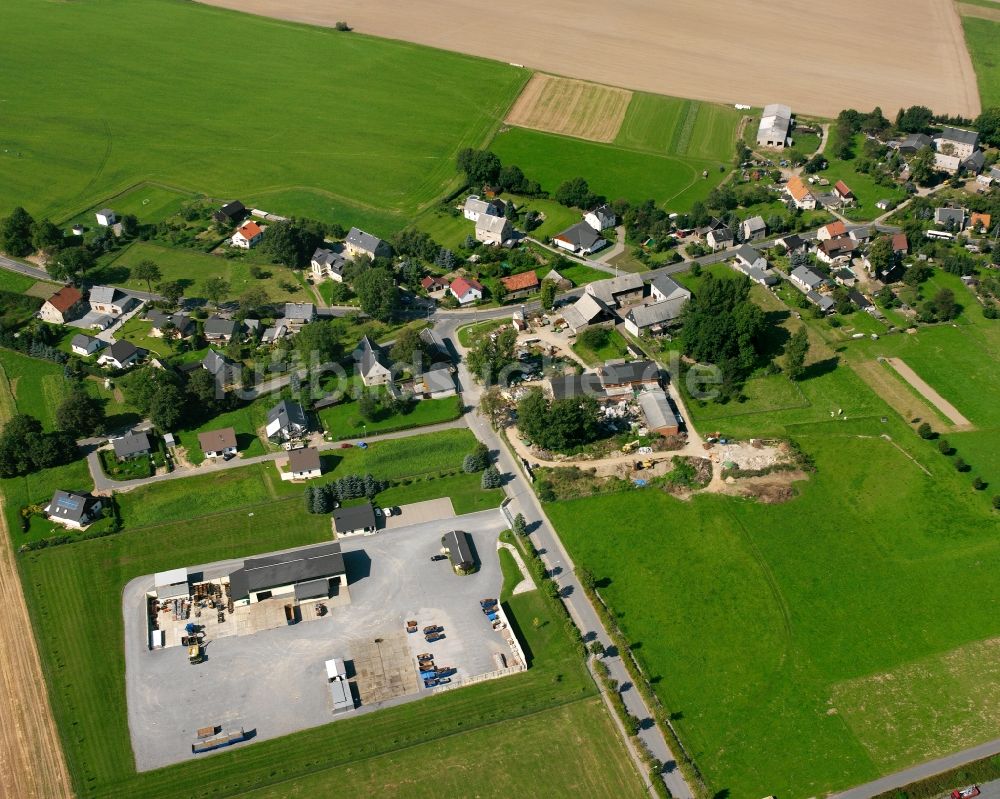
[56,497,81,510]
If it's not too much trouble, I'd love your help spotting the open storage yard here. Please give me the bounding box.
[200,0,980,117]
[124,510,512,770]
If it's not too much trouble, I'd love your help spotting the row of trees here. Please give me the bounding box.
[304,474,387,514]
[456,149,542,196]
[0,414,78,478]
[122,365,229,431]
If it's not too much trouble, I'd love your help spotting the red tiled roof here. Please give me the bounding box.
[45,286,83,313]
[786,176,811,201]
[500,271,539,292]
[970,212,992,229]
[451,277,483,296]
[421,276,447,289]
[821,221,847,237]
[891,233,909,252]
[237,221,262,239]
[834,180,854,197]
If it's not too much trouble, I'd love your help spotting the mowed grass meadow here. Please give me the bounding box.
[963,16,1000,107]
[0,0,527,230]
[492,95,740,212]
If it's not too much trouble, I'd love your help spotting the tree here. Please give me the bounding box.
[358,389,379,422]
[867,237,895,278]
[498,164,527,193]
[31,218,63,254]
[47,246,94,284]
[481,465,502,489]
[120,214,140,238]
[931,288,957,321]
[479,386,506,429]
[390,326,428,368]
[467,327,517,385]
[917,422,934,439]
[555,177,602,209]
[516,388,601,451]
[802,153,827,174]
[0,414,76,478]
[577,326,609,351]
[258,221,321,267]
[463,441,490,472]
[133,259,162,294]
[148,384,186,430]
[158,280,184,308]
[783,327,810,381]
[354,267,399,322]
[295,319,341,365]
[974,106,1000,148]
[238,287,269,316]
[955,457,968,472]
[512,512,527,537]
[0,207,35,257]
[938,438,952,455]
[973,476,986,491]
[909,146,937,186]
[896,105,933,134]
[993,495,1000,510]
[186,368,220,408]
[55,387,105,437]
[456,148,502,186]
[539,278,557,311]
[203,277,230,308]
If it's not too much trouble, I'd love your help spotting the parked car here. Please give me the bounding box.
[374,507,382,517]
[430,554,448,562]
[951,788,980,799]
[382,507,394,517]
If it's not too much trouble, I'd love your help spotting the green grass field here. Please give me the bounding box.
[0,0,527,230]
[0,348,72,431]
[490,127,728,212]
[318,395,462,439]
[824,133,908,221]
[614,94,741,162]
[963,16,1000,107]
[99,241,313,304]
[1,458,97,545]
[571,328,630,365]
[68,183,198,228]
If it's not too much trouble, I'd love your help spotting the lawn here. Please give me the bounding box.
[571,328,630,365]
[374,471,504,515]
[176,397,271,465]
[0,0,527,228]
[67,183,197,228]
[547,426,1000,798]
[97,241,313,304]
[328,428,482,480]
[823,132,908,221]
[114,316,173,358]
[0,347,72,431]
[614,94,741,162]
[498,546,523,602]
[318,395,462,439]
[963,16,1000,107]
[489,127,728,213]
[457,319,507,348]
[0,457,97,545]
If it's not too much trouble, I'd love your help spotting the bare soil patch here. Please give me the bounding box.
[197,0,981,117]
[850,359,955,430]
[504,74,632,143]
[0,498,73,799]
[884,357,973,429]
[959,2,1000,21]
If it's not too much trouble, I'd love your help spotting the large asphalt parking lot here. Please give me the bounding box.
[123,508,509,771]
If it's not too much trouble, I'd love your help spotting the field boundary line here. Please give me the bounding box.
[724,509,793,642]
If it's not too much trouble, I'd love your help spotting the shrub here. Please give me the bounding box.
[917,422,933,439]
[938,439,951,455]
[334,21,351,31]
[955,457,969,472]
[973,477,986,491]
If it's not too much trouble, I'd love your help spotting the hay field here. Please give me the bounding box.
[199,0,981,117]
[505,74,632,142]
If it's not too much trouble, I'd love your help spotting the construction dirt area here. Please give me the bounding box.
[0,501,73,799]
[199,0,980,117]
[123,510,522,771]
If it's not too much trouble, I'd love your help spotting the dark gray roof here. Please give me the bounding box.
[962,150,985,173]
[333,503,377,533]
[229,541,346,599]
[288,446,321,474]
[46,490,97,524]
[806,290,835,312]
[346,227,386,255]
[106,339,138,363]
[113,431,151,458]
[939,126,978,147]
[935,207,966,225]
[146,309,170,327]
[71,333,98,350]
[204,315,238,337]
[735,244,762,264]
[626,300,686,329]
[555,221,605,251]
[442,530,474,568]
[598,360,659,386]
[294,578,333,601]
[216,200,246,220]
[312,246,346,274]
[708,226,733,241]
[898,133,931,151]
[267,399,307,428]
[549,374,606,402]
[89,285,123,305]
[742,215,766,232]
[792,266,824,290]
[649,274,689,302]
[848,289,874,309]
[283,302,315,322]
[202,349,233,377]
[355,336,391,377]
[778,234,806,251]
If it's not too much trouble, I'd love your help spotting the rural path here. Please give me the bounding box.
[87,417,469,492]
[0,497,73,799]
[437,315,695,799]
[883,357,973,428]
[831,739,1000,799]
[497,541,535,595]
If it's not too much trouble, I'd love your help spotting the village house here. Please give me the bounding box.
[198,427,238,459]
[260,323,288,346]
[231,221,264,249]
[95,209,117,227]
[896,133,932,154]
[203,315,239,343]
[706,225,733,251]
[420,275,449,297]
[560,293,613,333]
[776,234,807,254]
[70,333,103,357]
[542,268,572,291]
[969,212,992,234]
[848,226,871,245]
[936,126,978,160]
[935,207,967,229]
[475,213,513,246]
[624,300,685,337]
[791,265,826,293]
[817,237,856,265]
[891,232,909,255]
[553,221,607,255]
[649,274,690,305]
[584,204,617,232]
[785,176,817,210]
[310,245,347,282]
[740,216,767,242]
[282,302,316,331]
[266,399,308,443]
[833,181,855,205]
[89,285,139,316]
[39,285,86,324]
[934,152,961,174]
[286,446,322,481]
[45,490,104,530]
[586,273,644,308]
[146,310,193,339]
[449,276,484,306]
[202,349,236,388]
[637,388,680,436]
[596,360,660,396]
[353,336,392,386]
[213,200,248,225]
[332,504,377,536]
[98,340,141,370]
[500,270,539,299]
[463,195,503,222]
[756,103,792,149]
[734,244,768,272]
[817,221,847,241]
[806,290,835,314]
[113,430,152,461]
[345,227,391,260]
[414,366,456,399]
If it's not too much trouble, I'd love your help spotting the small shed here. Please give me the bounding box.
[441,530,475,574]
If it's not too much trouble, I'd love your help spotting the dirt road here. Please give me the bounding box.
[0,498,73,799]
[884,357,974,429]
[199,0,980,117]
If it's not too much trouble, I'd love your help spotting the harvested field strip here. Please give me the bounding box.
[884,357,973,428]
[849,359,955,430]
[504,74,631,143]
[959,2,1000,20]
[670,101,699,157]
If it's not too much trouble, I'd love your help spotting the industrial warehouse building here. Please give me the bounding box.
[228,542,346,606]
